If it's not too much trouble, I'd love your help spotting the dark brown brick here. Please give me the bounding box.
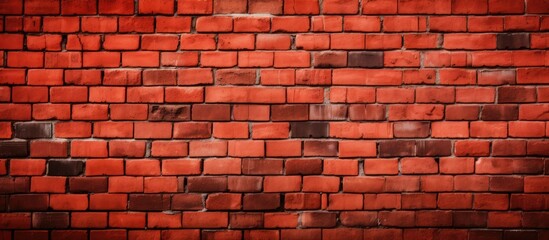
[15,231,49,240]
[453,211,487,227]
[9,194,49,211]
[229,213,264,229]
[313,51,347,68]
[69,177,108,193]
[417,140,452,156]
[0,195,7,212]
[497,87,536,103]
[302,212,337,227]
[271,105,309,121]
[348,104,386,121]
[0,141,28,157]
[497,33,529,50]
[228,176,263,192]
[481,104,518,121]
[32,212,69,229]
[393,122,430,138]
[348,52,384,68]
[149,105,191,121]
[503,230,538,240]
[14,122,52,139]
[47,160,84,176]
[303,141,338,157]
[243,193,280,210]
[469,230,502,240]
[290,122,329,138]
[172,194,203,210]
[309,105,347,120]
[129,194,170,211]
[285,159,323,175]
[0,177,30,193]
[379,141,416,157]
[241,159,283,175]
[187,176,228,192]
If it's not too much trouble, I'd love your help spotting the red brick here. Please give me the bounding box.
[183,212,228,228]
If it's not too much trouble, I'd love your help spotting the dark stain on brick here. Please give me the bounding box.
[242,158,284,175]
[481,104,518,121]
[314,51,347,68]
[303,140,338,157]
[285,159,323,175]
[0,177,30,194]
[348,51,384,68]
[171,194,204,210]
[187,176,228,192]
[497,87,536,103]
[47,160,84,176]
[149,105,191,121]
[129,194,171,211]
[0,141,28,157]
[10,194,49,211]
[243,193,280,210]
[291,122,329,138]
[14,122,52,139]
[69,177,108,193]
[417,140,452,156]
[379,140,416,157]
[393,122,430,138]
[32,212,69,229]
[497,33,529,50]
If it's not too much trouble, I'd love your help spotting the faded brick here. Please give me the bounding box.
[149,105,191,121]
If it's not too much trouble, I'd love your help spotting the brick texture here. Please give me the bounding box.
[0,0,548,239]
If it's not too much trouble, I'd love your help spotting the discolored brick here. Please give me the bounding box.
[0,141,28,157]
[47,160,84,176]
[416,140,452,156]
[69,177,108,193]
[290,122,329,138]
[14,122,51,139]
[497,33,529,50]
[32,212,69,229]
[481,104,518,121]
[129,194,170,211]
[348,51,384,68]
[497,87,536,103]
[313,51,347,68]
[393,122,430,138]
[149,105,191,121]
[187,176,228,192]
[379,140,416,157]
[243,193,280,210]
[303,140,338,157]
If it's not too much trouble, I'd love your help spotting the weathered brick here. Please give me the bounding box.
[290,122,329,138]
[497,33,530,50]
[149,105,191,121]
[0,141,28,157]
[14,122,51,139]
[348,52,384,68]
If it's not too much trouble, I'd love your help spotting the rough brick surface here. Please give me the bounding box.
[0,0,548,238]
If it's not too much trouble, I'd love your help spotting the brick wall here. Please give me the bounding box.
[0,0,549,239]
